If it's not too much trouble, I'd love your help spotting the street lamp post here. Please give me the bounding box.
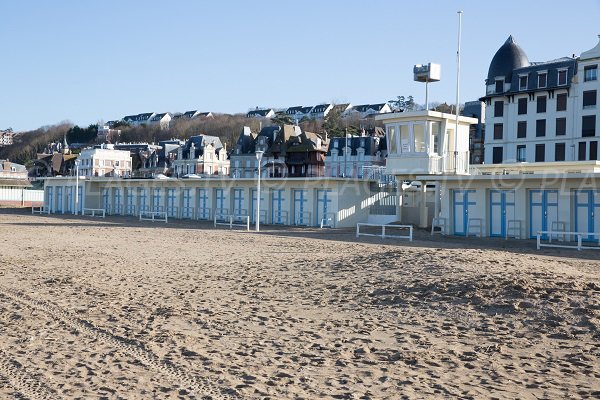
[255,151,264,232]
[74,159,80,215]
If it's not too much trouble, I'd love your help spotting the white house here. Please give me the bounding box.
[310,104,333,119]
[122,112,155,126]
[482,35,599,164]
[149,112,172,130]
[247,108,275,119]
[77,145,132,178]
[346,103,392,119]
[171,135,229,177]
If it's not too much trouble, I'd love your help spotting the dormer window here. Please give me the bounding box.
[495,79,504,93]
[558,69,568,86]
[519,75,528,90]
[538,72,547,88]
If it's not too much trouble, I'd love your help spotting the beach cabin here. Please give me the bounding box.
[42,176,378,228]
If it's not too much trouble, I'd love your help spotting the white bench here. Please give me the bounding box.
[214,214,250,231]
[31,206,47,214]
[356,223,413,241]
[537,231,600,251]
[82,208,106,218]
[139,211,167,223]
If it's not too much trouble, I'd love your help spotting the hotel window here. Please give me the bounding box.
[517,98,527,115]
[494,100,504,117]
[582,115,596,137]
[537,95,547,113]
[579,142,587,160]
[558,69,568,85]
[493,123,503,140]
[583,90,597,109]
[556,93,567,111]
[492,147,503,164]
[555,143,566,161]
[536,119,546,137]
[535,144,545,162]
[519,75,528,90]
[584,65,598,82]
[538,72,547,88]
[495,79,504,93]
[517,121,527,138]
[516,145,526,162]
[556,117,566,136]
[591,141,598,160]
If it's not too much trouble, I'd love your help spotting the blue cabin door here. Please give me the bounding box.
[529,190,559,239]
[293,189,308,225]
[453,190,476,236]
[251,189,264,224]
[316,189,332,226]
[575,190,600,242]
[271,189,285,224]
[490,190,515,237]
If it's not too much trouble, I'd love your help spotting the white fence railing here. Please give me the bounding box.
[320,212,336,228]
[82,208,106,218]
[140,211,167,223]
[537,231,600,251]
[214,214,250,231]
[356,223,413,241]
[0,188,44,205]
[31,206,48,214]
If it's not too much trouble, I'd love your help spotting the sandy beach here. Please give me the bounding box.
[0,209,598,399]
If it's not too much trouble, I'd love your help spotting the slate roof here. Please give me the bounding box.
[180,135,223,159]
[0,179,30,187]
[487,36,530,84]
[286,106,305,114]
[150,113,170,121]
[311,104,331,113]
[247,109,273,117]
[325,136,382,156]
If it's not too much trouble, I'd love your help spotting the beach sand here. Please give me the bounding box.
[0,210,598,399]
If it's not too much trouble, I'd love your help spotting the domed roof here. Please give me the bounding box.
[487,36,530,83]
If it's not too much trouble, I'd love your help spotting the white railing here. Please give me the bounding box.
[320,212,336,228]
[271,210,289,225]
[196,207,211,220]
[442,151,470,174]
[166,206,178,218]
[82,208,106,218]
[140,211,168,223]
[0,188,44,205]
[356,223,413,241]
[181,207,194,219]
[361,166,395,183]
[214,214,250,231]
[537,231,600,251]
[31,206,47,214]
[294,211,312,226]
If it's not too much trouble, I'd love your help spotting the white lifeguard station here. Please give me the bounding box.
[376,110,477,228]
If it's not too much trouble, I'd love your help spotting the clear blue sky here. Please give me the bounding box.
[1,0,599,131]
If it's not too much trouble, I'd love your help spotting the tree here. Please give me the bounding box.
[271,111,294,126]
[388,95,417,112]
